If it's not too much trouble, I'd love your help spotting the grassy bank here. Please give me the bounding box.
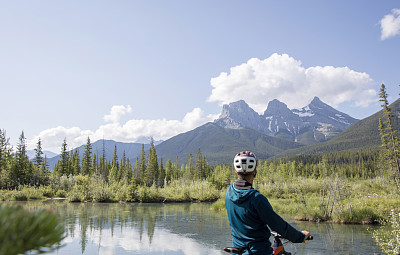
[213,176,399,225]
[0,177,221,203]
[1,175,399,225]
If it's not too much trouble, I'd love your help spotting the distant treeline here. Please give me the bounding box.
[0,127,386,192]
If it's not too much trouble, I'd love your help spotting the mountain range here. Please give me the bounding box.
[279,98,400,157]
[214,97,358,145]
[41,97,399,169]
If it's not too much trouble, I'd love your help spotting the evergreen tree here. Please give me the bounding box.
[378,84,400,186]
[145,140,158,187]
[165,159,172,184]
[108,145,119,182]
[33,138,44,169]
[187,153,194,180]
[158,157,165,187]
[91,153,97,176]
[71,150,81,175]
[57,138,70,176]
[195,149,203,180]
[81,137,92,175]
[39,155,50,186]
[139,144,146,185]
[100,139,107,181]
[9,131,30,187]
[0,129,12,189]
[133,157,140,183]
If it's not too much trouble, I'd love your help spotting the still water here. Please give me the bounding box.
[21,200,382,255]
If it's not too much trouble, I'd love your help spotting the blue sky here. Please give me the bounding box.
[1,1,399,152]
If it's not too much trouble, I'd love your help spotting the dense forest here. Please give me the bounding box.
[0,127,394,201]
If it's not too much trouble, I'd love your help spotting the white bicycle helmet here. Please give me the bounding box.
[233,151,257,174]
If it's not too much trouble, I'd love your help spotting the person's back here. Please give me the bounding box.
[225,151,309,255]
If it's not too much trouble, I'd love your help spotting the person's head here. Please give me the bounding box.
[233,151,257,182]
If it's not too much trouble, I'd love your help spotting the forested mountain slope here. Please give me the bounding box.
[155,122,303,164]
[278,99,400,157]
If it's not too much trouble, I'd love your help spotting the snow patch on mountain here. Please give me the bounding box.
[214,96,359,145]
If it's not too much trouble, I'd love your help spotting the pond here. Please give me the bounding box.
[19,200,382,255]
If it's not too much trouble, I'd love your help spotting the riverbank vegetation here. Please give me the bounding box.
[1,135,398,225]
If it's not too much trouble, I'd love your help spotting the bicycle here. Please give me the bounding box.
[223,232,313,255]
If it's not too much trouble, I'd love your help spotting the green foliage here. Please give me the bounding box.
[55,189,67,198]
[378,84,400,187]
[67,175,90,202]
[81,137,92,175]
[0,204,65,255]
[371,209,400,255]
[134,185,163,202]
[211,198,225,211]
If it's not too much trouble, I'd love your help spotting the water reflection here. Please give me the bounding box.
[293,221,381,255]
[22,201,230,255]
[17,201,382,255]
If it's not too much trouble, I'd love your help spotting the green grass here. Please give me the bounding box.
[212,177,400,224]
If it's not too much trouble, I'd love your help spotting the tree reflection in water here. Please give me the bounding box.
[20,200,229,254]
[17,201,382,255]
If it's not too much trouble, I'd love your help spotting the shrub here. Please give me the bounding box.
[55,189,67,198]
[371,209,400,254]
[67,189,85,202]
[38,185,55,198]
[134,185,163,202]
[211,198,225,211]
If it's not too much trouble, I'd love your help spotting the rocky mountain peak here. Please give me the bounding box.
[264,99,291,115]
[215,100,261,130]
[215,97,359,145]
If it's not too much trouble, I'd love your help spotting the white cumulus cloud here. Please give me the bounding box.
[380,8,400,40]
[103,105,132,123]
[28,106,218,152]
[208,53,376,113]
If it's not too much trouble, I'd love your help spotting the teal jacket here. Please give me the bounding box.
[225,181,305,255]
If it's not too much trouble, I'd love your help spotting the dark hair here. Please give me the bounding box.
[237,172,256,182]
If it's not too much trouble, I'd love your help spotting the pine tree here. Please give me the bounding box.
[145,140,158,187]
[119,151,127,182]
[158,157,165,187]
[139,144,146,185]
[71,150,81,175]
[108,145,119,182]
[165,159,172,184]
[378,84,400,186]
[33,138,44,169]
[39,155,50,185]
[9,131,30,187]
[195,149,203,180]
[100,139,107,180]
[133,157,140,183]
[202,152,209,179]
[0,129,12,189]
[81,137,92,175]
[59,138,70,176]
[91,153,97,176]
[187,153,194,180]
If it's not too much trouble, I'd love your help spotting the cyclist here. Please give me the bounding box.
[225,151,310,255]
